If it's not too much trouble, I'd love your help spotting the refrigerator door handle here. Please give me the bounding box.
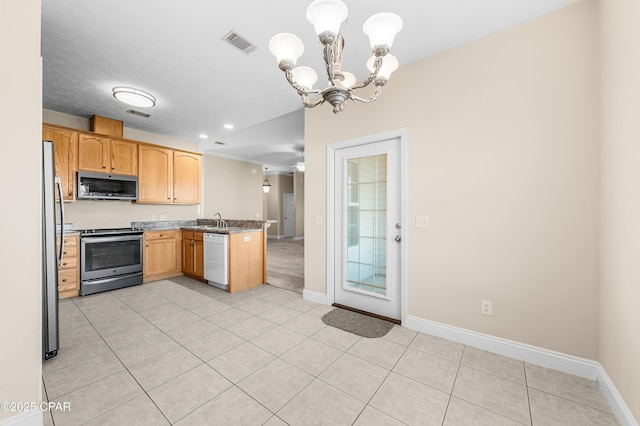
[55,176,65,266]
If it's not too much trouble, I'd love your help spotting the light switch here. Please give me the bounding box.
[314,215,323,225]
[416,215,429,228]
[151,214,157,220]
[251,168,257,174]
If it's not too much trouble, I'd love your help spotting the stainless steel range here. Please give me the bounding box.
[79,228,144,296]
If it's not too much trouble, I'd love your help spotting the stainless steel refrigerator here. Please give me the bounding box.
[43,140,65,360]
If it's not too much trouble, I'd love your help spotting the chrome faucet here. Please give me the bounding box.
[214,212,226,228]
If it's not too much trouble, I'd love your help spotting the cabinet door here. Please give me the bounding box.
[43,126,78,201]
[139,145,173,203]
[194,239,204,278]
[78,134,110,172]
[145,239,177,276]
[182,238,194,273]
[173,151,201,204]
[110,139,138,176]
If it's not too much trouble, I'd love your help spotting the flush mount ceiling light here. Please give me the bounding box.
[112,87,156,108]
[269,0,402,114]
[262,167,271,194]
[223,123,234,130]
[198,134,209,139]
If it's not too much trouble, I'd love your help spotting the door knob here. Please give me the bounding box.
[395,223,402,229]
[395,235,401,242]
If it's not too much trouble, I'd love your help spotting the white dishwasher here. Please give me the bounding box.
[204,233,229,290]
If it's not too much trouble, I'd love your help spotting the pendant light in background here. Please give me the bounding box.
[262,167,271,194]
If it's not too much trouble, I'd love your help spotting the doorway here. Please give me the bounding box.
[329,132,405,322]
[283,192,294,238]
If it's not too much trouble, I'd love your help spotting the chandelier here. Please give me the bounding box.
[269,0,403,114]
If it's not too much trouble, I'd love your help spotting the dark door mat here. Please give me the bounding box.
[321,308,395,338]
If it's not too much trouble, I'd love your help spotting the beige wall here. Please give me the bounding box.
[203,155,264,220]
[0,0,43,423]
[599,0,640,419]
[294,171,305,238]
[305,1,599,359]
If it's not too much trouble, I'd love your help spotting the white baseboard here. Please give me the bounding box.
[267,235,285,240]
[597,365,639,426]
[404,315,637,426]
[303,289,327,305]
[1,410,42,426]
[292,236,304,241]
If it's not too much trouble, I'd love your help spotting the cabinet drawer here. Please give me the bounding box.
[58,268,77,288]
[145,230,178,241]
[60,244,78,259]
[59,255,78,270]
[57,235,78,247]
[194,232,204,241]
[182,230,194,240]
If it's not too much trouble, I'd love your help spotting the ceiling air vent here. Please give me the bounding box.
[221,30,257,54]
[214,141,226,145]
[126,109,151,118]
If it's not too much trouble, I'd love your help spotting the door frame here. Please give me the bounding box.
[326,129,408,324]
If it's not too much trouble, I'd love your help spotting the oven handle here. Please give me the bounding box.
[81,235,143,244]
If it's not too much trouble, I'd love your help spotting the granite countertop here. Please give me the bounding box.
[180,225,263,234]
[131,219,266,234]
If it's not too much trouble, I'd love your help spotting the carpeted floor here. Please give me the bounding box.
[266,238,304,293]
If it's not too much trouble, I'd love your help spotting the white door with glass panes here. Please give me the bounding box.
[334,137,402,321]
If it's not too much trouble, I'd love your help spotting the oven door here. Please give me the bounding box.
[81,235,143,281]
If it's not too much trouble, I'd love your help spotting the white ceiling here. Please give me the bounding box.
[42,0,571,174]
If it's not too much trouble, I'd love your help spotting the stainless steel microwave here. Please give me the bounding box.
[77,171,138,200]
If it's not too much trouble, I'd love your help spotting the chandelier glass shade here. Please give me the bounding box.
[269,0,402,113]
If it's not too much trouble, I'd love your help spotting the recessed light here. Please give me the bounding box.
[112,87,156,108]
[223,123,234,130]
[198,134,209,139]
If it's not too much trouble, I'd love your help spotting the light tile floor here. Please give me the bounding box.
[43,276,619,425]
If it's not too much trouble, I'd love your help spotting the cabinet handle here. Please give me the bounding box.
[102,166,106,169]
[159,234,163,237]
[145,245,149,248]
[62,279,67,283]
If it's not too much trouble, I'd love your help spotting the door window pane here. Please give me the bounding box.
[345,153,387,296]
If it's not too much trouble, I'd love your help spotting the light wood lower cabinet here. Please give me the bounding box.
[229,231,265,293]
[58,234,79,299]
[182,231,205,281]
[143,230,182,282]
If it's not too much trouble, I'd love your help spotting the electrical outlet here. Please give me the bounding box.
[151,214,157,221]
[159,215,167,220]
[481,300,492,315]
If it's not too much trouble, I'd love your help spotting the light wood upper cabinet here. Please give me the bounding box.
[138,145,200,205]
[110,139,138,176]
[42,125,77,201]
[79,134,138,176]
[138,145,173,203]
[174,151,201,204]
[78,133,110,173]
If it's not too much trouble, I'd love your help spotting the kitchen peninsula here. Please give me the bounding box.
[136,219,267,293]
